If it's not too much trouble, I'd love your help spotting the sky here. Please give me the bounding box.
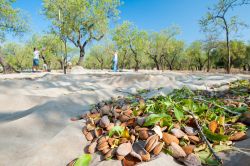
[9,0,250,44]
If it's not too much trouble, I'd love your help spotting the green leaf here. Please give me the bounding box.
[108,126,124,137]
[74,154,92,166]
[174,107,184,122]
[144,113,172,127]
[203,127,229,142]
[143,114,162,126]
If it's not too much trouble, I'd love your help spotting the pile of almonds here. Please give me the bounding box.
[81,99,203,166]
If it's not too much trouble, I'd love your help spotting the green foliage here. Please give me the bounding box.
[108,126,124,137]
[203,127,229,142]
[74,154,92,166]
[173,107,184,122]
[112,21,148,70]
[0,0,28,42]
[43,0,121,64]
[143,113,172,127]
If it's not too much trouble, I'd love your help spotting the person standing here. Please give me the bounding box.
[32,47,40,72]
[113,51,118,72]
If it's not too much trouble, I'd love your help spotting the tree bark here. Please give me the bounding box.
[77,48,85,65]
[207,51,210,72]
[153,57,160,70]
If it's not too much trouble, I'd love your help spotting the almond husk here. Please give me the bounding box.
[140,151,150,162]
[102,148,111,154]
[97,141,109,151]
[94,128,103,137]
[188,135,200,144]
[162,133,179,145]
[104,149,115,159]
[82,126,88,136]
[117,155,125,160]
[145,134,159,152]
[86,132,94,141]
[88,141,97,154]
[98,136,108,144]
[229,131,248,141]
[108,138,115,146]
[182,145,195,155]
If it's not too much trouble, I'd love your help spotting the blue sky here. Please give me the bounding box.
[10,0,250,44]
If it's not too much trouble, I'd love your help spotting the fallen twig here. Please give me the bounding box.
[185,110,223,165]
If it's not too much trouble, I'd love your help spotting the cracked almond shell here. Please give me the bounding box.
[153,142,164,155]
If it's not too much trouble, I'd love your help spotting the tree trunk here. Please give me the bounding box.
[101,62,103,70]
[77,48,85,65]
[135,57,139,71]
[153,57,160,70]
[207,51,210,72]
[63,40,68,74]
[226,32,231,74]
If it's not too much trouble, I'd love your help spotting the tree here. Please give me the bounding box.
[202,33,218,72]
[0,0,28,73]
[113,21,148,71]
[163,39,184,70]
[230,40,246,68]
[1,43,32,71]
[186,41,207,71]
[89,43,114,70]
[244,44,250,71]
[200,0,250,73]
[146,27,180,70]
[43,0,120,65]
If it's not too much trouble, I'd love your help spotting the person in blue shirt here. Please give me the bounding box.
[113,51,118,72]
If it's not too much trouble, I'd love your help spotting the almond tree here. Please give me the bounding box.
[0,0,28,73]
[200,0,250,73]
[43,0,120,65]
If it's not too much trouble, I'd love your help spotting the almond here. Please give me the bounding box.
[139,130,149,140]
[85,132,94,141]
[162,133,179,145]
[153,142,164,155]
[168,142,186,158]
[188,135,200,144]
[171,128,187,138]
[104,149,114,159]
[182,145,195,155]
[145,134,158,152]
[117,142,132,156]
[102,148,110,154]
[88,141,97,154]
[229,132,247,141]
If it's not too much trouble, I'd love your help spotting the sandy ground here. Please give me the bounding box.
[0,69,250,166]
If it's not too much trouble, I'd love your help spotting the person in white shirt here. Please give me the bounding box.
[32,48,40,72]
[113,51,118,72]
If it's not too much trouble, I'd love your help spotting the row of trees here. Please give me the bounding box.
[84,22,250,72]
[0,0,250,73]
